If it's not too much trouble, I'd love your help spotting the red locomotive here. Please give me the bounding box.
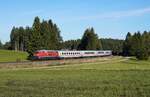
[33,50,59,59]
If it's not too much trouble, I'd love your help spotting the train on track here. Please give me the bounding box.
[32,50,112,60]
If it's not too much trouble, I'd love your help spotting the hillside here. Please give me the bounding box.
[0,50,28,62]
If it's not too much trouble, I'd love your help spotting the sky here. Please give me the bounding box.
[1,0,150,43]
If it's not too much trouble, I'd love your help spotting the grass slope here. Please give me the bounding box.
[0,57,150,97]
[0,50,28,62]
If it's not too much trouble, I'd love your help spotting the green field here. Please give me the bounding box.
[0,50,28,62]
[0,57,150,97]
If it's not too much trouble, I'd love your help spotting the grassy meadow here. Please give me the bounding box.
[0,50,28,62]
[0,57,150,97]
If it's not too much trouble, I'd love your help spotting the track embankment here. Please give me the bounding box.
[0,56,126,69]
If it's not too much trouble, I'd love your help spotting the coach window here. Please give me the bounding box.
[85,52,94,54]
[98,52,104,54]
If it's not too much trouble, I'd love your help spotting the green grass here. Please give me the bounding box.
[0,57,150,97]
[0,50,28,62]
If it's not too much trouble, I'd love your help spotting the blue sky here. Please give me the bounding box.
[1,0,150,43]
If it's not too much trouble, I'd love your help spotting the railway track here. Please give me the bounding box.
[0,56,122,69]
[0,59,63,66]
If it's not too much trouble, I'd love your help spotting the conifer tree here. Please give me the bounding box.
[78,28,102,50]
[123,32,132,56]
[0,40,3,49]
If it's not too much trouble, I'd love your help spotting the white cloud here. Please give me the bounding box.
[71,7,150,21]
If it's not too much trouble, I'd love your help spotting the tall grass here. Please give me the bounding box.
[0,57,150,97]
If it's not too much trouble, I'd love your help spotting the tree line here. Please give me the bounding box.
[0,17,149,60]
[8,17,122,57]
[0,17,123,55]
[123,31,150,60]
[62,38,124,55]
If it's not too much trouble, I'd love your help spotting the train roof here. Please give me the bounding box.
[35,50,112,52]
